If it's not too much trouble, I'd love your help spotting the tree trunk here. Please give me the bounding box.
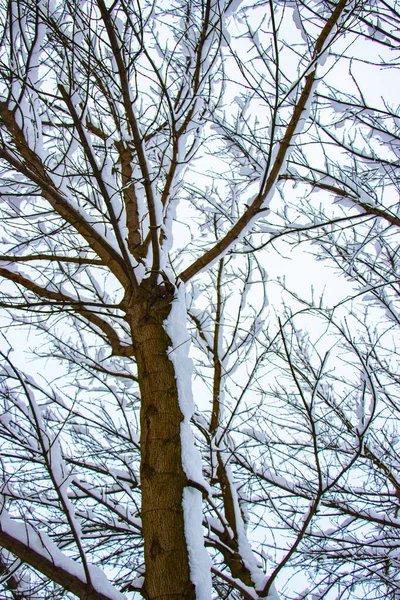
[129,280,196,600]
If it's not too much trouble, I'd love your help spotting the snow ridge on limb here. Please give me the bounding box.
[0,508,126,600]
[179,0,352,283]
[165,283,213,600]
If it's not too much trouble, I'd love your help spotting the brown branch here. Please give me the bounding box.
[188,312,213,354]
[210,566,256,600]
[114,140,142,260]
[215,454,254,588]
[179,0,350,283]
[95,0,161,276]
[0,523,123,600]
[57,84,138,291]
[72,479,141,531]
[279,174,400,227]
[210,258,224,437]
[0,143,130,288]
[0,254,104,265]
[0,555,25,600]
[0,267,134,356]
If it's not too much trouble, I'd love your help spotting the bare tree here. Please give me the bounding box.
[0,1,399,599]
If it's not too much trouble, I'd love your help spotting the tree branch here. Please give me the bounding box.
[179,0,350,282]
[0,509,126,600]
[0,267,134,356]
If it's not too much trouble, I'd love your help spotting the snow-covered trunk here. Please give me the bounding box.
[128,279,196,600]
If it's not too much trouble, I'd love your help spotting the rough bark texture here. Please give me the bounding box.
[128,279,195,600]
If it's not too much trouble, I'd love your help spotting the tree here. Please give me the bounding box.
[0,0,399,599]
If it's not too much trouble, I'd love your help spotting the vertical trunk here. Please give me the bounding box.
[129,281,196,600]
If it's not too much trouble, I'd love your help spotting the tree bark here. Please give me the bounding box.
[128,280,196,600]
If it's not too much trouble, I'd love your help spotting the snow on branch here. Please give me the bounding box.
[0,508,126,600]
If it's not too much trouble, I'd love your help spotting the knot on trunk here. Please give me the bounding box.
[131,276,176,324]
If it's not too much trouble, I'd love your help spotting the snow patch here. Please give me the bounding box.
[164,283,212,599]
[182,487,212,600]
